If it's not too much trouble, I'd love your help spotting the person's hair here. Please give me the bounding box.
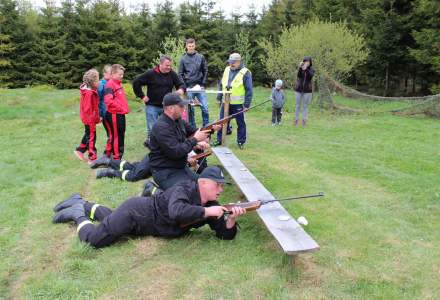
[102,64,112,74]
[160,55,172,64]
[186,38,195,44]
[82,69,99,87]
[111,64,125,74]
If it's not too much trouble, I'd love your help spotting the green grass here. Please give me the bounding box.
[1,86,439,299]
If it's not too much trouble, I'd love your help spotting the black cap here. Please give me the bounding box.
[163,92,190,107]
[199,166,226,184]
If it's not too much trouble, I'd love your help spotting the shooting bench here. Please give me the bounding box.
[213,147,319,255]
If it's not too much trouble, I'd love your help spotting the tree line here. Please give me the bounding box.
[0,0,438,96]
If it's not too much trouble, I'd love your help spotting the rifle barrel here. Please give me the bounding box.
[261,192,325,204]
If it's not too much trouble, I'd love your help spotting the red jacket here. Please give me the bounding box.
[79,84,100,125]
[104,79,129,114]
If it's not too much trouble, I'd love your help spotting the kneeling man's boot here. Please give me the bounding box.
[53,193,85,212]
[96,168,122,179]
[89,156,111,169]
[52,203,86,223]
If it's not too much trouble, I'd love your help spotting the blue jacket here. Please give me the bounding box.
[97,79,107,117]
[217,64,253,108]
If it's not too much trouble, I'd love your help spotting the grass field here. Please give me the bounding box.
[1,85,439,299]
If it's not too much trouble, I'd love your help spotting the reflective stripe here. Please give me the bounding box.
[122,170,130,181]
[119,160,126,171]
[90,204,100,220]
[77,220,93,233]
[152,186,157,195]
[221,66,249,104]
[230,96,244,101]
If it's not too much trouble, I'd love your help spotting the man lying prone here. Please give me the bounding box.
[52,166,245,248]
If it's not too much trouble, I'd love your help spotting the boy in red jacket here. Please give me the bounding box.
[103,64,129,160]
[74,69,100,162]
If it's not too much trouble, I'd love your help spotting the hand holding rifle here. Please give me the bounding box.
[193,129,210,142]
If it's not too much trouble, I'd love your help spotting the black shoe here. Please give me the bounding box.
[53,193,85,212]
[226,125,233,135]
[96,168,122,179]
[89,156,111,169]
[211,140,222,147]
[141,180,163,197]
[52,203,86,223]
[143,138,151,149]
[237,143,245,150]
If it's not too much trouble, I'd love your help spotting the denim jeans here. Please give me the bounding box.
[187,91,209,127]
[145,105,163,137]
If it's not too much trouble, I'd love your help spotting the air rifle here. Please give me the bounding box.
[223,192,325,214]
[200,98,271,134]
[179,192,324,228]
[189,148,212,161]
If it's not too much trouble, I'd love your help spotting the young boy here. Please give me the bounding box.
[74,69,100,162]
[97,65,112,157]
[271,79,285,125]
[103,64,129,160]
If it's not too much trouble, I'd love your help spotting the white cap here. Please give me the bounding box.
[228,53,242,63]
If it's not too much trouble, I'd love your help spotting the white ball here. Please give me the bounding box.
[297,216,308,226]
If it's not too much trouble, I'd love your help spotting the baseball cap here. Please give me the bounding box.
[199,166,226,184]
[163,92,190,107]
[228,53,242,63]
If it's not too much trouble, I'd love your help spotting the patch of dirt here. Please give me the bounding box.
[130,237,167,268]
[291,254,331,287]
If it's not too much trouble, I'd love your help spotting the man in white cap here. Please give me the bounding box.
[216,52,253,149]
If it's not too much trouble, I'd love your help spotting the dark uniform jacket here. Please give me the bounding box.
[143,181,237,239]
[149,113,198,170]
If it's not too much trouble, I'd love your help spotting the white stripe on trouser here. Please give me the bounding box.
[122,170,130,181]
[119,160,127,171]
[77,220,93,233]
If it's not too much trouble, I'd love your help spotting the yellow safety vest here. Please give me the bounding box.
[221,66,250,104]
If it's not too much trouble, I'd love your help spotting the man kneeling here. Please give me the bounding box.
[52,166,245,248]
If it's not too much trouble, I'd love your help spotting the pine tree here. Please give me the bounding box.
[37,1,64,86]
[0,0,39,87]
[0,14,14,87]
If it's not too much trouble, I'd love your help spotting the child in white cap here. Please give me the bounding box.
[271,79,285,125]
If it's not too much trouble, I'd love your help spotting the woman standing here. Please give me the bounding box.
[294,56,315,126]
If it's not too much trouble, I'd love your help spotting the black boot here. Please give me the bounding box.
[52,203,86,223]
[96,168,122,179]
[89,156,111,169]
[141,180,163,197]
[53,193,85,212]
[143,137,151,149]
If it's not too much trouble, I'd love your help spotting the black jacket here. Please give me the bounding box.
[178,52,208,88]
[149,180,237,239]
[149,113,198,170]
[132,66,185,107]
[294,67,315,93]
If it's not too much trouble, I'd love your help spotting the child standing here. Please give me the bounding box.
[74,69,100,162]
[271,79,285,125]
[97,65,112,157]
[103,64,129,160]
